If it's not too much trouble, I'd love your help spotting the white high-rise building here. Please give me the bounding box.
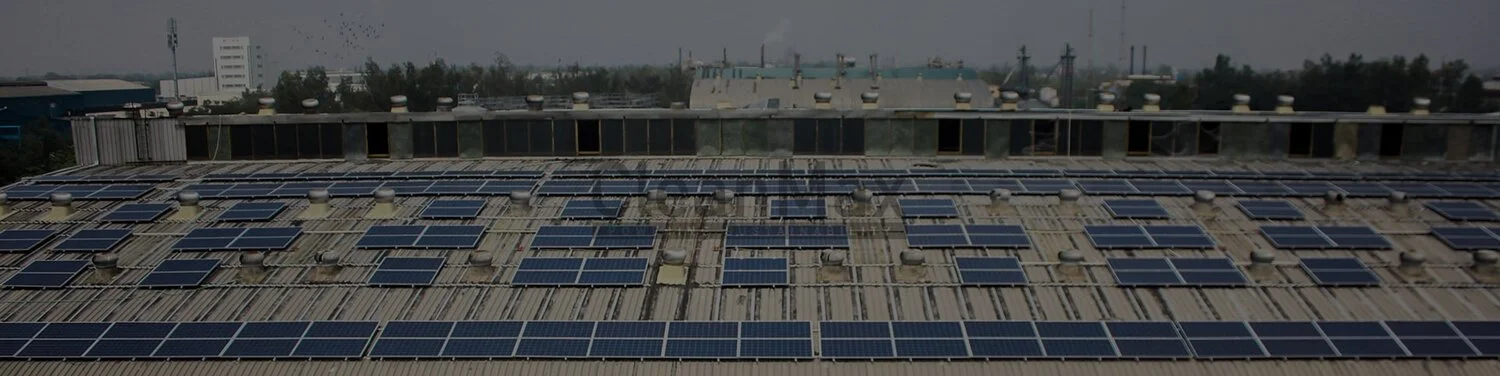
[211,37,267,92]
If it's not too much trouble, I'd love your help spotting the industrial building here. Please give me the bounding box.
[1,92,1499,375]
[212,37,267,92]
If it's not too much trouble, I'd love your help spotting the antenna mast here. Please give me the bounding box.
[167,18,180,100]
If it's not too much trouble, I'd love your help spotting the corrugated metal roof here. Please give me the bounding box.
[1,157,1499,373]
[0,85,79,98]
[45,79,150,92]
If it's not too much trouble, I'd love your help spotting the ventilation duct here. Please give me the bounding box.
[169,191,201,220]
[366,188,397,219]
[1142,93,1161,112]
[299,189,331,219]
[257,97,276,115]
[390,95,409,113]
[44,193,75,221]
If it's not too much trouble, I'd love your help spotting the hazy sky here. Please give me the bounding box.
[1,0,1496,76]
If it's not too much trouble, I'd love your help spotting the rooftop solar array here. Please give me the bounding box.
[177,180,537,199]
[1260,225,1393,250]
[559,199,624,219]
[528,225,657,249]
[533,178,1500,198]
[549,168,1500,182]
[215,202,287,222]
[898,198,960,218]
[0,184,154,201]
[1084,225,1216,249]
[1425,201,1500,221]
[28,174,175,184]
[510,257,650,286]
[367,257,444,287]
[0,321,376,359]
[201,170,542,182]
[720,258,789,287]
[1107,258,1249,287]
[724,225,849,249]
[1299,258,1382,286]
[355,225,485,249]
[139,259,220,288]
[1429,227,1500,250]
[98,203,173,223]
[768,199,826,219]
[52,229,132,252]
[369,320,814,359]
[904,224,1031,248]
[419,200,486,219]
[1104,199,1170,219]
[954,257,1027,286]
[1,260,88,289]
[1237,200,1306,220]
[0,229,57,253]
[171,227,302,252]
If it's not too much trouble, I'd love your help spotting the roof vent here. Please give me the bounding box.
[436,97,454,112]
[1386,191,1409,212]
[92,253,119,271]
[1142,93,1162,112]
[508,191,532,208]
[257,97,276,115]
[571,92,590,110]
[999,91,1020,111]
[860,92,879,109]
[1058,249,1084,263]
[44,192,74,221]
[661,250,688,265]
[524,95,545,111]
[1323,191,1346,207]
[646,189,669,215]
[1057,249,1085,279]
[1275,95,1295,114]
[316,251,341,266]
[1399,251,1427,271]
[850,188,874,203]
[390,95,409,113]
[989,188,1013,204]
[713,189,736,204]
[301,98,320,114]
[819,250,850,282]
[813,92,833,109]
[1250,250,1275,264]
[669,102,687,110]
[0,193,10,220]
[895,250,927,282]
[299,189,332,219]
[1058,189,1082,216]
[166,101,186,117]
[1232,94,1252,113]
[1096,92,1117,112]
[899,250,925,266]
[848,188,875,216]
[239,251,267,282]
[1472,250,1499,276]
[366,188,397,219]
[1412,97,1431,115]
[1367,104,1387,115]
[468,251,493,267]
[655,249,689,285]
[1192,190,1217,218]
[954,92,974,110]
[169,191,201,220]
[1246,249,1277,278]
[820,250,846,266]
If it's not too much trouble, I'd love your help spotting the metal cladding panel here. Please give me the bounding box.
[913,119,938,156]
[889,119,915,156]
[1264,122,1289,159]
[1356,123,1382,160]
[1100,120,1127,159]
[720,119,744,155]
[457,120,484,158]
[696,119,721,156]
[984,119,1010,158]
[553,119,576,157]
[864,118,892,156]
[343,123,367,160]
[742,119,768,156]
[766,119,794,156]
[624,119,649,155]
[387,122,414,160]
[1468,124,1495,161]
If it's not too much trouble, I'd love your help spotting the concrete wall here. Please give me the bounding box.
[343,123,366,161]
[387,122,413,159]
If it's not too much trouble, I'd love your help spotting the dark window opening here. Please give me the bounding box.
[273,125,298,159]
[1032,120,1058,155]
[1198,122,1220,154]
[937,119,962,153]
[672,120,696,155]
[1126,120,1151,155]
[319,124,343,158]
[185,126,209,160]
[577,120,601,154]
[367,123,390,157]
[1288,123,1313,157]
[483,120,506,156]
[816,119,841,154]
[793,119,818,154]
[841,118,865,155]
[1379,124,1403,158]
[624,119,648,154]
[960,119,985,155]
[1075,121,1104,156]
[434,122,459,157]
[412,123,437,158]
[601,120,624,156]
[647,120,672,156]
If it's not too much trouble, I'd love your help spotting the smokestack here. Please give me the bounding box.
[1142,45,1148,74]
[722,47,728,68]
[1129,46,1135,75]
[760,44,765,68]
[794,53,801,75]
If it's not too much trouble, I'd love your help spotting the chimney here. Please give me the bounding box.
[954,92,973,110]
[1129,46,1136,74]
[1275,95,1295,114]
[722,47,728,68]
[44,193,75,221]
[436,97,454,112]
[1367,104,1388,115]
[760,44,765,67]
[1142,93,1161,112]
[1231,94,1252,113]
[169,191,201,220]
[1411,97,1431,115]
[298,189,331,219]
[793,53,801,75]
[860,92,879,109]
[166,101,185,117]
[999,91,1020,111]
[1096,92,1117,112]
[390,95,409,113]
[301,98,320,114]
[366,188,396,219]
[571,92,590,110]
[1142,45,1149,73]
[813,92,833,110]
[524,95,545,111]
[257,97,276,115]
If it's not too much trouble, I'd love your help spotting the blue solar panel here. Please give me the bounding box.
[725,224,848,249]
[51,229,132,252]
[99,203,173,223]
[1086,225,1215,249]
[2,260,88,289]
[1261,225,1392,250]
[1,184,153,201]
[721,257,788,287]
[904,224,1031,249]
[0,229,57,253]
[1430,227,1500,250]
[529,225,656,249]
[1425,201,1500,221]
[1237,200,1305,220]
[216,202,287,222]
[367,257,443,287]
[769,199,826,219]
[560,199,624,219]
[356,225,484,249]
[1104,199,1170,219]
[954,257,1027,286]
[898,198,960,218]
[1107,257,1246,287]
[172,227,302,251]
[139,259,220,288]
[419,199,486,219]
[1300,257,1381,286]
[511,257,647,286]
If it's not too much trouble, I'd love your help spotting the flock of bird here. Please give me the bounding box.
[287,13,384,64]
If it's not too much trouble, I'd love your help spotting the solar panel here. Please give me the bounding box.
[99,203,172,223]
[355,225,485,249]
[768,199,826,219]
[1317,321,1409,357]
[1430,227,1500,250]
[954,257,1027,286]
[1237,200,1305,220]
[510,257,649,286]
[724,224,848,249]
[1107,321,1193,358]
[1179,321,1267,358]
[1034,321,1118,358]
[1107,257,1247,287]
[216,202,287,222]
[419,200,486,219]
[0,229,57,253]
[139,259,220,288]
[529,225,657,249]
[0,184,153,200]
[721,257,789,287]
[1425,201,1500,221]
[367,257,444,287]
[51,229,132,252]
[898,198,960,218]
[172,227,302,251]
[186,180,537,199]
[1104,199,1170,219]
[1300,257,1381,286]
[2,260,88,288]
[1260,225,1392,250]
[1085,225,1215,249]
[904,224,1031,249]
[560,199,625,219]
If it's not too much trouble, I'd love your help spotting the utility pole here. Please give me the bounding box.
[1118,0,1127,66]
[1061,44,1077,108]
[1016,46,1030,94]
[167,18,180,100]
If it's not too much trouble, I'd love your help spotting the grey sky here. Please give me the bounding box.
[1,0,1496,77]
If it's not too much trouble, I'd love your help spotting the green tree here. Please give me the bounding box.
[0,118,75,186]
[1455,75,1488,113]
[272,68,333,113]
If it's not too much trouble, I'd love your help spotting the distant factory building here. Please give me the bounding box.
[690,63,993,109]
